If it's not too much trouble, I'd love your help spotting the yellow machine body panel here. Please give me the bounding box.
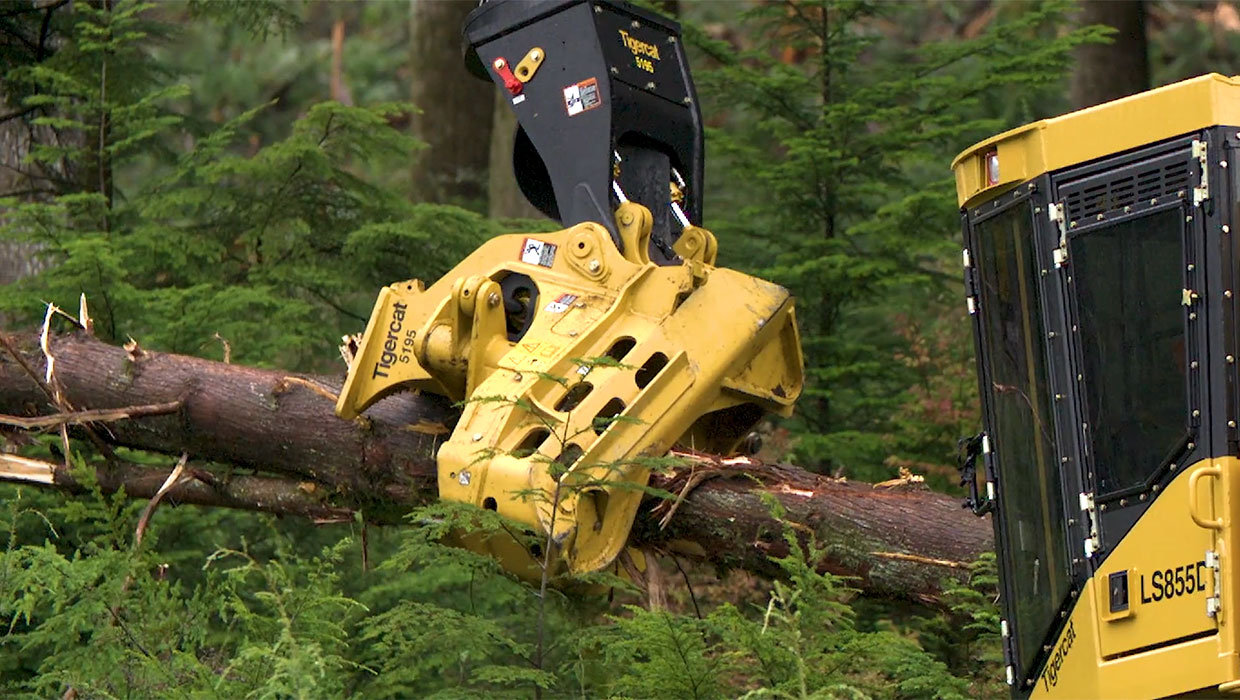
[1029,458,1239,699]
[337,203,804,576]
[953,73,1240,209]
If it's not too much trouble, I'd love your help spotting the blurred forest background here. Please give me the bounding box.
[0,0,1233,697]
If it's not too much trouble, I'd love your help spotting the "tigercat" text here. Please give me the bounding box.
[372,302,408,379]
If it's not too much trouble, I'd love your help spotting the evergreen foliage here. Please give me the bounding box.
[1,474,1005,698]
[690,0,1108,480]
[0,0,1107,696]
[0,1,489,369]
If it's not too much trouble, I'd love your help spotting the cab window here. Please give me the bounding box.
[972,202,1071,676]
[1070,207,1190,496]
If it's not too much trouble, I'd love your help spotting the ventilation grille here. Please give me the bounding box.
[1062,158,1192,223]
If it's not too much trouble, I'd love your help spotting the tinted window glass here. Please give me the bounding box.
[1072,208,1189,495]
[973,203,1070,676]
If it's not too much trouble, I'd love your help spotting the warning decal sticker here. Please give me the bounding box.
[544,293,578,314]
[520,238,557,267]
[563,78,602,116]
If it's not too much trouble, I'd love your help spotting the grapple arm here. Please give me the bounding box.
[336,0,804,576]
[336,204,803,574]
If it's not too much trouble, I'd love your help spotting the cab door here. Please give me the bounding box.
[966,187,1078,688]
[1053,134,1215,658]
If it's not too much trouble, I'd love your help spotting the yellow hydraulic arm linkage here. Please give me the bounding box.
[336,203,802,575]
[335,0,804,576]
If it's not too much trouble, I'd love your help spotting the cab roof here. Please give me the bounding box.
[952,73,1240,209]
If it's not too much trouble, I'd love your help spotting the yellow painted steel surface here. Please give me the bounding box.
[1029,457,1240,699]
[335,202,804,575]
[952,73,1240,209]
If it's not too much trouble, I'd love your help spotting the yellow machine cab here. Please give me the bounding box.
[954,73,1240,698]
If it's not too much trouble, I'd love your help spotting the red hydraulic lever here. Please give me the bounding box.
[492,57,523,96]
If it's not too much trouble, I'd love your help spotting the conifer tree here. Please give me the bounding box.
[0,1,1110,697]
[691,0,1107,478]
[0,1,488,369]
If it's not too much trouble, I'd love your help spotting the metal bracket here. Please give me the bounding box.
[1048,202,1069,267]
[1206,549,1222,618]
[956,431,994,516]
[513,46,545,83]
[1193,139,1210,206]
[1080,491,1100,558]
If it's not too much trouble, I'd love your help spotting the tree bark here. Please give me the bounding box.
[0,2,81,288]
[0,329,992,605]
[1070,0,1150,109]
[408,0,493,207]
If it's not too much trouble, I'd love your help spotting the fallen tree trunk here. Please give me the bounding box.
[0,329,993,605]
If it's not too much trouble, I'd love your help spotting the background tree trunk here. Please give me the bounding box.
[0,329,993,606]
[0,1,82,286]
[1,65,53,287]
[1070,0,1150,109]
[1,79,53,304]
[408,0,494,207]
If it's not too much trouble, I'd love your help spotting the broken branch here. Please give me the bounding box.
[0,399,182,429]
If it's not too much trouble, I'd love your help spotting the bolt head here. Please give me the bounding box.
[588,260,601,272]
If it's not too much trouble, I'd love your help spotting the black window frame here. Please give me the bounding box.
[1049,133,1210,523]
[965,188,1077,688]
[1063,201,1198,504]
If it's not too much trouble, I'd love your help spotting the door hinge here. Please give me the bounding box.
[963,248,977,315]
[1079,492,1100,558]
[1048,202,1068,267]
[1206,549,1222,618]
[981,434,996,501]
[1000,615,1015,687]
[1193,139,1210,206]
